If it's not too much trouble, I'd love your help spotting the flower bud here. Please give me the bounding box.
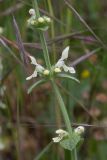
[29,9,35,16]
[38,17,45,23]
[44,16,51,23]
[43,70,50,75]
[74,126,85,135]
[30,20,35,25]
[54,67,61,73]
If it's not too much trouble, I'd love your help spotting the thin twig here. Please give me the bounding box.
[0,38,24,67]
[0,3,24,17]
[47,32,97,45]
[13,16,28,65]
[71,47,102,67]
[64,0,106,49]
[2,121,107,129]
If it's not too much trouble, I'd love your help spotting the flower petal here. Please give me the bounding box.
[61,46,70,60]
[68,67,76,74]
[26,69,37,80]
[55,60,64,68]
[29,56,38,65]
[63,64,69,72]
[56,129,67,134]
[36,65,44,73]
[52,137,62,143]
[63,65,76,74]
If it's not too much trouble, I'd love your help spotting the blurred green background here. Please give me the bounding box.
[0,0,107,159]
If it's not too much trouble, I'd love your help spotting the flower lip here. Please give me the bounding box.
[26,55,45,80]
[26,69,37,80]
[52,129,69,143]
[52,137,61,143]
[55,129,68,135]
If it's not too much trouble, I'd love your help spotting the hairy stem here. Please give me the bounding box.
[33,0,51,69]
[51,80,72,134]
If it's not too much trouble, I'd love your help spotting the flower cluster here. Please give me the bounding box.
[52,126,85,143]
[27,9,51,31]
[52,129,69,143]
[26,46,75,80]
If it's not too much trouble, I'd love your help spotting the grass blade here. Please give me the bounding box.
[34,142,52,160]
[13,16,28,64]
[57,73,80,83]
[64,0,106,48]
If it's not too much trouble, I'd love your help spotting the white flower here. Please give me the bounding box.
[52,129,68,143]
[29,9,35,16]
[26,56,45,80]
[55,46,75,74]
[74,126,85,135]
[38,17,45,23]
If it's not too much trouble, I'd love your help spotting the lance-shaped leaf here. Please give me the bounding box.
[57,73,80,83]
[28,79,46,94]
[36,26,49,31]
[60,132,81,151]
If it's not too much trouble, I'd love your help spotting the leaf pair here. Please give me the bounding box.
[28,73,79,94]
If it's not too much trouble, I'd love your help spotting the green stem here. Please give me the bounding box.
[33,0,40,17]
[51,80,72,134]
[33,1,77,159]
[33,0,51,69]
[74,148,78,160]
[47,0,56,63]
[39,32,51,69]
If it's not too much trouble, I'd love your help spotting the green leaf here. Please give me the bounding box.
[28,79,46,94]
[57,73,80,83]
[37,26,49,31]
[60,132,81,151]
